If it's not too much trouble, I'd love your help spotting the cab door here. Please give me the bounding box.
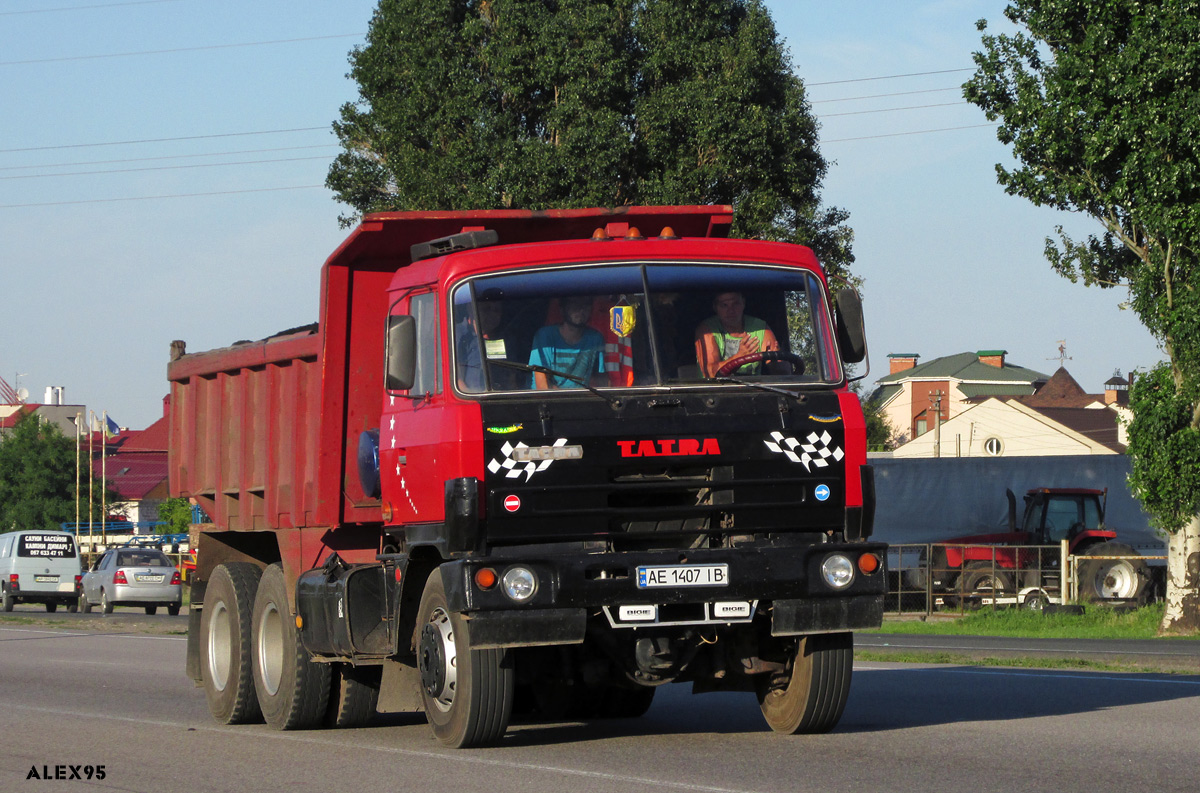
[381,289,445,525]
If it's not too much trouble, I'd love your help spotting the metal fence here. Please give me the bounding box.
[887,542,1069,616]
[888,541,1169,616]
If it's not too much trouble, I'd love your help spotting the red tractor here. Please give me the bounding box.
[918,488,1151,608]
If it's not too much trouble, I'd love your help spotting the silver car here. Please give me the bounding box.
[80,548,182,615]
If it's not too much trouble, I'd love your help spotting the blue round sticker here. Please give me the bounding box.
[814,484,830,502]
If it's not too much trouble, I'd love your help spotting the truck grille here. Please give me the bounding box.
[486,461,828,547]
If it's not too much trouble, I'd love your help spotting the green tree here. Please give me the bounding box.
[156,497,194,534]
[327,0,854,280]
[965,0,1200,633]
[0,413,114,533]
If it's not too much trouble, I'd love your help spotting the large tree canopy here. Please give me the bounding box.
[965,0,1200,633]
[326,0,854,278]
[0,414,109,533]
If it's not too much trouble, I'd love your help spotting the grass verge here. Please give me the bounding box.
[871,603,1167,640]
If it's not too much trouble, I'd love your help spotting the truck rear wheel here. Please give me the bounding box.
[1076,542,1149,604]
[251,563,330,730]
[200,562,263,724]
[326,663,382,728]
[415,569,513,747]
[756,632,852,734]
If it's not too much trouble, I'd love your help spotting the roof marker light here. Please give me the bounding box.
[659,226,678,239]
[625,226,644,240]
[592,227,611,240]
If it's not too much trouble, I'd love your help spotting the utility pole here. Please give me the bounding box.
[930,390,944,459]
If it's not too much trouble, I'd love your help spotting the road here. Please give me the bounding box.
[2,617,1199,793]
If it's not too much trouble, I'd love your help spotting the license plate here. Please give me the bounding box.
[135,574,165,583]
[35,575,58,583]
[637,564,729,588]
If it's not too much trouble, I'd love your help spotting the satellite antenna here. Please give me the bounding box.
[15,387,28,403]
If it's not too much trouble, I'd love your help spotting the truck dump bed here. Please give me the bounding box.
[168,206,732,532]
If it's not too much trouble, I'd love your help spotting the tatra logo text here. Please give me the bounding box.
[617,439,721,458]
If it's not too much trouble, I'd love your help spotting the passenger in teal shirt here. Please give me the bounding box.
[529,296,605,389]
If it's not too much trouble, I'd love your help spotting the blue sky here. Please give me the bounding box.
[0,0,1163,429]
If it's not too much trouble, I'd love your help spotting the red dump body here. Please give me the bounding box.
[167,206,732,537]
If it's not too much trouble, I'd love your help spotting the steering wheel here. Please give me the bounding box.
[714,350,806,377]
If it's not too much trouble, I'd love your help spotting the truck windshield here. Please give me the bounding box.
[451,263,841,393]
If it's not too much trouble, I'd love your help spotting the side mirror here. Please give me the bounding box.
[385,315,416,391]
[834,288,867,364]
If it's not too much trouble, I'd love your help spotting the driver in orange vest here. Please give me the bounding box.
[694,291,780,377]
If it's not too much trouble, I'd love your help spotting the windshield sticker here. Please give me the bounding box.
[808,414,843,423]
[484,338,507,359]
[609,304,637,338]
[764,430,844,471]
[486,424,524,435]
[488,439,576,481]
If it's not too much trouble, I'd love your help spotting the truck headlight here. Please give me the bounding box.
[821,555,855,589]
[502,567,537,602]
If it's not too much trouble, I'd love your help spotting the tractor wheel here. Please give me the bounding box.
[1076,543,1149,605]
[962,562,1016,598]
[756,632,853,734]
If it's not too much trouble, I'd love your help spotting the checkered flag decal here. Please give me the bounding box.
[487,439,567,482]
[764,430,844,471]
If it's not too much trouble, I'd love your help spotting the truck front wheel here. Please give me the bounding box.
[200,562,263,724]
[415,569,513,747]
[756,632,852,734]
[251,563,330,730]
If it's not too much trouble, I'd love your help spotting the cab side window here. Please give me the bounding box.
[409,292,442,396]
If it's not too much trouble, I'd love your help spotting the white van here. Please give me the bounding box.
[0,530,83,613]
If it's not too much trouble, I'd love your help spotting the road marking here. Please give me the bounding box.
[0,626,184,641]
[7,703,766,793]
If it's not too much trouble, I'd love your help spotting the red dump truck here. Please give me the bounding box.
[169,206,884,747]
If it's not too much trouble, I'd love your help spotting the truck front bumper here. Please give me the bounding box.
[442,543,887,649]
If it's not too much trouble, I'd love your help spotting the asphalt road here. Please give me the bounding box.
[2,618,1199,793]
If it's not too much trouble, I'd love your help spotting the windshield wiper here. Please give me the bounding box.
[710,375,804,402]
[490,360,623,408]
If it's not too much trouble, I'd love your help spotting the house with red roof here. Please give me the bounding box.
[89,399,170,528]
[889,365,1133,458]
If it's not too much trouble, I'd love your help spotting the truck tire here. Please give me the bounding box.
[415,568,513,748]
[962,562,1015,598]
[756,632,852,735]
[326,663,382,728]
[46,602,58,613]
[251,563,330,730]
[200,562,263,724]
[1076,542,1149,604]
[2,587,13,612]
